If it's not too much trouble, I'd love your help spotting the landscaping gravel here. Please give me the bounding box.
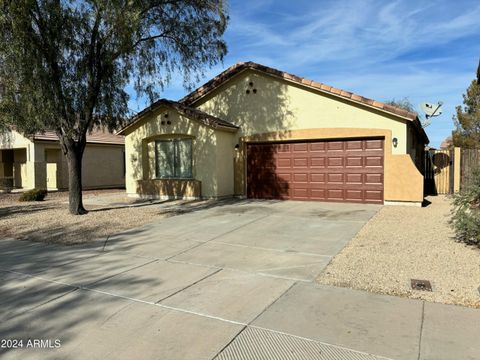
[317,196,480,308]
[0,190,213,245]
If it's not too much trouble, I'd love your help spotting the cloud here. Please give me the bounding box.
[136,0,480,147]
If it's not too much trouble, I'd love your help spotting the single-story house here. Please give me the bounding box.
[119,62,429,205]
[0,128,125,191]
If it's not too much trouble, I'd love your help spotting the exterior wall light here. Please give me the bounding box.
[234,144,240,151]
[392,137,398,148]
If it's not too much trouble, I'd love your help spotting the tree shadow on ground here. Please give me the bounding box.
[0,203,54,219]
[0,240,173,358]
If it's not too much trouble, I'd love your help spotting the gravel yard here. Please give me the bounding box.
[0,190,212,245]
[317,195,480,308]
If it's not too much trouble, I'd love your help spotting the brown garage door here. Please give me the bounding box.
[246,138,384,204]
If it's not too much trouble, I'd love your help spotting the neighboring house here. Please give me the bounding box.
[439,136,453,150]
[119,62,429,205]
[0,128,125,191]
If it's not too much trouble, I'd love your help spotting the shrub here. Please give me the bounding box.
[19,188,48,202]
[451,167,480,246]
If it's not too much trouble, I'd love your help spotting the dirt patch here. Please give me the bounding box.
[0,190,209,245]
[317,195,480,308]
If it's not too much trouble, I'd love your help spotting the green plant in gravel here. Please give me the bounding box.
[19,189,48,202]
[451,167,480,246]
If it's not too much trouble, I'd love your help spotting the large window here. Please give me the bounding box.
[155,138,193,179]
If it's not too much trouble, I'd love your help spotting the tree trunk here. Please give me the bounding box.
[66,146,88,215]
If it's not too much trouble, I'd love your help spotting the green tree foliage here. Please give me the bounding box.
[452,67,480,148]
[477,59,480,85]
[451,167,480,247]
[0,0,228,214]
[385,97,416,113]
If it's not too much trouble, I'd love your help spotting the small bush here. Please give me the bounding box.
[19,188,48,202]
[451,168,480,247]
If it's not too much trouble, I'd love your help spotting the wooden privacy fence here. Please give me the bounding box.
[424,149,454,195]
[460,148,480,191]
[424,147,480,195]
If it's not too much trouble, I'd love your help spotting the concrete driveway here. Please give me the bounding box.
[1,200,479,360]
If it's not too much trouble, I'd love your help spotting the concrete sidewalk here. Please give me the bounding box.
[1,200,479,359]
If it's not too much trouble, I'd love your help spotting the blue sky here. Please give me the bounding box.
[129,0,480,148]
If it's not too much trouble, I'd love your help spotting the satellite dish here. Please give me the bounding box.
[420,102,443,118]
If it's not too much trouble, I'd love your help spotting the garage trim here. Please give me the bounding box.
[236,128,423,204]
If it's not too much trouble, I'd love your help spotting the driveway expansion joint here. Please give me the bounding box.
[160,215,273,261]
[247,281,297,326]
[166,258,313,282]
[155,268,223,304]
[83,258,159,287]
[211,325,248,360]
[101,235,110,252]
[3,287,80,323]
[208,240,332,258]
[163,240,209,261]
[417,301,426,360]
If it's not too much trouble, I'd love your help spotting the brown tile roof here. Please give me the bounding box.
[117,99,239,135]
[33,128,124,145]
[179,61,429,143]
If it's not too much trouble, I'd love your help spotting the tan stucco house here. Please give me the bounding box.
[119,62,429,205]
[0,129,125,191]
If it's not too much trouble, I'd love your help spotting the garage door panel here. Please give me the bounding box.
[293,158,308,167]
[277,158,292,168]
[293,173,308,182]
[346,173,363,184]
[310,173,326,183]
[310,157,326,167]
[327,141,344,151]
[365,139,383,149]
[346,140,363,151]
[327,173,344,184]
[327,189,344,200]
[292,143,308,152]
[292,188,309,199]
[365,190,383,202]
[365,173,383,184]
[247,138,384,204]
[310,189,326,200]
[346,157,362,167]
[365,156,383,167]
[345,189,363,201]
[327,157,344,167]
[276,144,292,152]
[277,173,292,182]
[309,143,326,152]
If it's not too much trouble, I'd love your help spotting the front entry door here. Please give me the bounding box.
[46,163,57,190]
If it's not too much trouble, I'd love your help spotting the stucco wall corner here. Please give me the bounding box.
[384,154,424,203]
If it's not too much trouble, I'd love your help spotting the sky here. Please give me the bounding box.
[129,0,480,148]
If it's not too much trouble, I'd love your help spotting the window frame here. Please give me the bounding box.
[154,138,193,179]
